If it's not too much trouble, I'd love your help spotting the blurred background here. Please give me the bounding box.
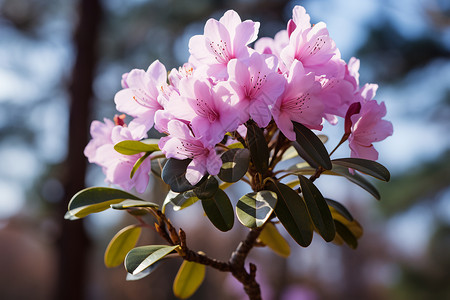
[0,0,449,299]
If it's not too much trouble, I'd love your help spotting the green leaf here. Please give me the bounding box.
[125,245,179,275]
[332,158,390,181]
[126,262,160,281]
[332,165,381,200]
[130,152,151,179]
[298,175,335,242]
[287,162,318,174]
[173,260,206,299]
[162,158,196,193]
[325,198,353,221]
[280,145,298,162]
[163,190,199,212]
[246,120,270,174]
[266,180,313,247]
[334,220,358,249]
[218,148,250,183]
[258,222,291,258]
[227,142,244,149]
[151,157,167,179]
[110,199,159,210]
[114,140,160,155]
[104,225,142,268]
[66,187,144,219]
[194,176,219,199]
[201,189,234,232]
[287,163,382,200]
[236,191,277,228]
[292,122,332,170]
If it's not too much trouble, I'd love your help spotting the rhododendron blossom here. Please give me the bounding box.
[75,7,394,299]
[115,60,169,137]
[159,120,222,185]
[349,100,393,160]
[272,60,323,140]
[189,9,260,79]
[84,116,150,193]
[224,52,286,127]
[280,15,344,77]
[84,5,392,192]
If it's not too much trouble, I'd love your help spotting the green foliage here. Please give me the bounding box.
[194,176,219,199]
[162,158,196,193]
[330,208,363,249]
[218,148,250,182]
[292,122,332,170]
[236,191,277,228]
[258,222,291,258]
[266,180,313,247]
[288,159,390,200]
[299,175,335,242]
[126,264,159,281]
[130,152,151,179]
[65,187,148,219]
[325,198,353,221]
[67,107,390,296]
[331,165,381,200]
[173,260,206,299]
[201,189,234,232]
[110,199,159,210]
[125,245,180,275]
[334,220,358,249]
[104,225,142,268]
[163,190,199,212]
[332,158,390,181]
[114,140,159,155]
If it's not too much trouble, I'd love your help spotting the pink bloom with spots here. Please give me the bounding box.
[114,60,169,137]
[254,30,289,72]
[348,100,393,160]
[166,77,240,144]
[84,117,150,193]
[188,10,260,79]
[280,7,344,78]
[318,57,361,124]
[159,120,222,185]
[223,52,286,127]
[272,60,323,140]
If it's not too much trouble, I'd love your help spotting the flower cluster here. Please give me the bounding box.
[85,6,392,192]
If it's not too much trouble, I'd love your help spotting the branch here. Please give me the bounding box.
[229,227,264,300]
[179,229,231,271]
[153,209,264,299]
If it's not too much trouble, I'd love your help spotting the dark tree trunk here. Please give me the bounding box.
[54,0,102,299]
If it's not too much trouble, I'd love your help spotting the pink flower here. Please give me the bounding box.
[114,60,168,137]
[84,118,150,193]
[84,118,116,165]
[348,100,393,160]
[272,60,323,140]
[290,5,312,34]
[188,10,260,79]
[166,77,240,144]
[317,57,364,125]
[223,52,286,127]
[280,11,344,77]
[159,120,222,185]
[168,63,196,92]
[254,30,289,72]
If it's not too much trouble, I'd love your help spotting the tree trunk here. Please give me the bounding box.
[54,0,102,299]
